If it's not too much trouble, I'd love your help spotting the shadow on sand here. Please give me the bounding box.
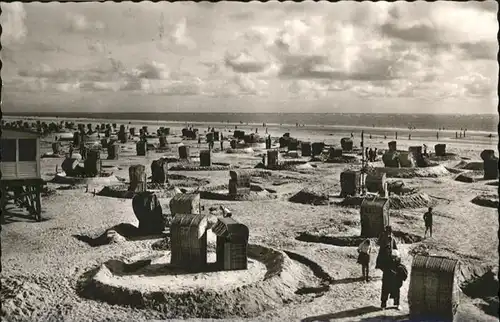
[301,306,409,322]
[1,206,50,225]
[72,223,167,247]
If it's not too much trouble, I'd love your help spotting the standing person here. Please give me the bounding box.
[365,147,370,162]
[351,132,354,138]
[376,226,398,271]
[424,207,433,238]
[369,148,374,162]
[380,250,408,310]
[357,238,373,282]
[69,144,74,158]
[373,148,378,161]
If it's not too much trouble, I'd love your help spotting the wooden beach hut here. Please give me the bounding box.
[408,255,460,322]
[382,150,400,168]
[136,140,147,156]
[388,141,397,152]
[132,191,164,234]
[267,149,279,168]
[170,213,209,271]
[340,169,361,197]
[128,165,147,193]
[200,150,212,167]
[435,144,446,157]
[178,145,190,160]
[312,142,325,157]
[229,170,251,195]
[0,128,45,221]
[169,193,201,216]
[151,158,168,184]
[360,197,390,238]
[212,217,249,271]
[340,137,354,151]
[301,142,312,157]
[398,151,416,168]
[365,172,388,197]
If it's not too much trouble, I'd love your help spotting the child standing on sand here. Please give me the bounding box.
[357,238,373,282]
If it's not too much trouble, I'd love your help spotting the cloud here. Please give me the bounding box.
[0,3,27,46]
[130,61,170,80]
[66,13,105,33]
[157,17,196,52]
[224,51,270,73]
[380,2,498,61]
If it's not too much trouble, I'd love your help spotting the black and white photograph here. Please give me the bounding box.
[1,1,498,321]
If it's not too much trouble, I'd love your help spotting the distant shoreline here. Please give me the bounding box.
[3,111,497,133]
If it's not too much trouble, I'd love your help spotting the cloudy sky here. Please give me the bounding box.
[1,1,498,114]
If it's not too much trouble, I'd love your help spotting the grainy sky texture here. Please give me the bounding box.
[1,1,498,114]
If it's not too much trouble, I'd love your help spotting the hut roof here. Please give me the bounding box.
[212,217,249,240]
[171,214,209,239]
[361,196,389,207]
[412,255,458,274]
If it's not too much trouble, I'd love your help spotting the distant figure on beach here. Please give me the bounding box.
[373,148,378,161]
[357,238,373,282]
[220,139,224,150]
[365,147,370,161]
[265,128,268,134]
[198,136,201,147]
[69,145,74,158]
[408,134,411,140]
[255,128,258,133]
[395,132,398,139]
[436,132,439,140]
[424,207,433,238]
[369,148,374,162]
[423,144,428,156]
[459,132,462,138]
[384,135,387,139]
[369,134,372,139]
[351,132,354,138]
[456,132,458,139]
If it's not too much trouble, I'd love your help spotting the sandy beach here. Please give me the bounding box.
[1,116,498,322]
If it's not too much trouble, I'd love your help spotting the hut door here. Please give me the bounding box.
[224,242,231,270]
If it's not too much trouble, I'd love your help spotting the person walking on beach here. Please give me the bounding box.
[380,250,408,310]
[351,132,354,138]
[456,131,458,139]
[357,238,373,282]
[424,207,433,238]
[376,226,398,271]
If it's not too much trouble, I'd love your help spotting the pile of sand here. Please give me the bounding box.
[226,148,254,154]
[51,173,121,185]
[471,194,499,209]
[428,153,461,162]
[78,245,306,319]
[454,160,484,171]
[374,164,450,178]
[325,156,359,164]
[289,188,329,205]
[455,173,478,183]
[389,192,436,210]
[96,185,135,199]
[168,164,231,171]
[200,190,277,201]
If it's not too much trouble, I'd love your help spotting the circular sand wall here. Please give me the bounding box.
[78,244,307,318]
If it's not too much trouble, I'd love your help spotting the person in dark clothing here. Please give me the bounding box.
[424,207,433,237]
[380,251,408,310]
[376,226,398,271]
[373,148,378,161]
[365,147,370,162]
[69,144,74,158]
